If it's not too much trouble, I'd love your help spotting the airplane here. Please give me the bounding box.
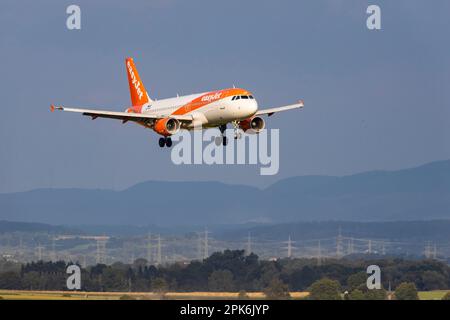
[51,57,304,147]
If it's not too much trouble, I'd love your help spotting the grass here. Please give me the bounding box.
[0,290,308,300]
[0,290,448,300]
[418,290,449,300]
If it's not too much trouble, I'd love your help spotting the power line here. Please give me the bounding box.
[287,236,293,258]
[147,232,153,265]
[27,231,450,264]
[336,227,343,258]
[283,235,296,258]
[51,237,56,262]
[317,240,322,266]
[157,234,162,265]
[203,228,211,259]
[246,232,252,255]
[197,232,203,260]
[18,236,23,256]
[424,242,431,259]
[36,243,44,261]
[96,237,108,264]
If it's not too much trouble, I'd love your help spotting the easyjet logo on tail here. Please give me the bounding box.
[127,61,144,101]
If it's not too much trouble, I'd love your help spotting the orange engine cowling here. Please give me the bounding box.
[239,116,265,133]
[153,118,181,136]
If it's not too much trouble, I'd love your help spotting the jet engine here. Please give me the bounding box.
[153,118,181,136]
[239,116,265,133]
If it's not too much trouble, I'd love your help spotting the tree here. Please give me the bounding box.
[0,271,22,289]
[151,277,168,293]
[364,289,387,300]
[308,278,342,300]
[421,271,447,291]
[348,289,365,300]
[259,262,280,289]
[133,258,148,269]
[441,292,450,300]
[289,266,319,290]
[208,269,235,292]
[394,282,419,300]
[102,267,128,291]
[151,277,168,300]
[263,277,291,300]
[346,272,366,291]
[22,271,41,290]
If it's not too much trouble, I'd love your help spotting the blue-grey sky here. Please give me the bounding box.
[0,0,449,193]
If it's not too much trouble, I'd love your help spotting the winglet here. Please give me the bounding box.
[50,104,63,112]
[298,99,305,107]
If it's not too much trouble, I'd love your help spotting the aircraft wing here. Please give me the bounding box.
[255,100,304,117]
[50,105,193,122]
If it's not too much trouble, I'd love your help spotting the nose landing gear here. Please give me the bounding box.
[158,136,172,148]
[232,121,242,139]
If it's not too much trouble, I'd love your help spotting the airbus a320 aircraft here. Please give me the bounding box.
[51,57,304,147]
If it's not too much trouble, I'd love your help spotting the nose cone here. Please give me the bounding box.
[248,99,258,116]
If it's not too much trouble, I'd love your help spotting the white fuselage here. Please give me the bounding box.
[140,91,258,128]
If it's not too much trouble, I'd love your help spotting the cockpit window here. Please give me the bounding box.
[233,95,254,100]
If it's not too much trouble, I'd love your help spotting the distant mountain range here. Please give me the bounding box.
[1,160,450,226]
[0,220,78,234]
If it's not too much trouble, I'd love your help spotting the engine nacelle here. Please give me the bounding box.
[239,116,265,133]
[153,118,180,136]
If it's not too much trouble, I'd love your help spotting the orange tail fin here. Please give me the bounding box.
[125,57,152,106]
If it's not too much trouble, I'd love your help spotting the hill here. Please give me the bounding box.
[0,160,449,226]
[0,220,78,234]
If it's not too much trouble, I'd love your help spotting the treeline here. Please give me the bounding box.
[0,250,449,292]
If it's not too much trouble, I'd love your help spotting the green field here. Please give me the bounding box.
[0,290,307,300]
[0,290,449,300]
[418,290,449,300]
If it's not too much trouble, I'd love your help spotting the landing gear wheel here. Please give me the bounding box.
[219,124,227,134]
[232,121,242,139]
[158,137,166,148]
[217,124,228,146]
[166,137,173,148]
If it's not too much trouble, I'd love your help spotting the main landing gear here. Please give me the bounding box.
[215,124,228,146]
[215,122,243,146]
[159,136,172,148]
